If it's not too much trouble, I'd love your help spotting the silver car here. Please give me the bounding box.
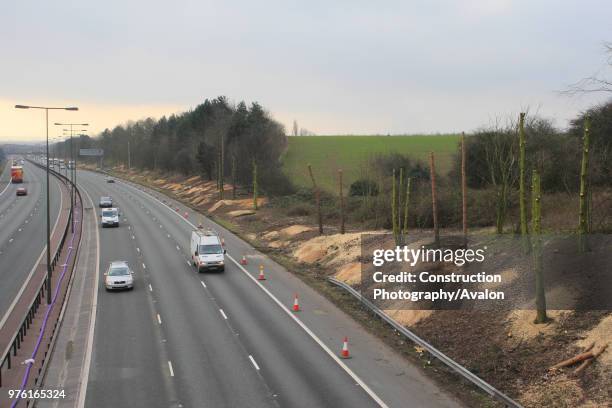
[104,261,134,290]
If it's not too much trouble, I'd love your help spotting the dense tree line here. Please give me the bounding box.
[453,99,612,194]
[71,97,292,195]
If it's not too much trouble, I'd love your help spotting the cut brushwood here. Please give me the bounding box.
[574,344,608,375]
[549,343,608,371]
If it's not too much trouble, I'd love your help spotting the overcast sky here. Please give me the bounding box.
[1,0,611,141]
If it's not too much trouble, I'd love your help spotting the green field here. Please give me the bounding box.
[282,135,460,192]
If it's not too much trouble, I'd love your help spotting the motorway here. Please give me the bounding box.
[78,169,462,408]
[0,160,62,319]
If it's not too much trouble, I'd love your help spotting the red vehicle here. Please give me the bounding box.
[11,166,24,183]
[16,187,27,196]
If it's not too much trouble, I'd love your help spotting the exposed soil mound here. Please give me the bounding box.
[335,262,361,285]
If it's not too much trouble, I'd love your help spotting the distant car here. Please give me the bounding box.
[104,261,134,290]
[99,196,113,208]
[100,208,120,228]
[106,178,115,183]
[16,187,28,196]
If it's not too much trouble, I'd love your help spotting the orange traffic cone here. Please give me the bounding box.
[292,294,300,312]
[340,337,350,359]
[240,255,248,265]
[257,265,266,280]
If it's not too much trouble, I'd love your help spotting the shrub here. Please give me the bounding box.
[287,204,312,216]
[349,179,379,196]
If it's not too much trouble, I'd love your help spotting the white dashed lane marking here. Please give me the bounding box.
[168,361,175,377]
[248,355,260,371]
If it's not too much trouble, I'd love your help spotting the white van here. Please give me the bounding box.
[101,208,120,228]
[191,230,225,272]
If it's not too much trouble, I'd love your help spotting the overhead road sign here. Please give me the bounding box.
[79,148,104,157]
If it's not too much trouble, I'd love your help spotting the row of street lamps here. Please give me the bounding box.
[14,105,87,305]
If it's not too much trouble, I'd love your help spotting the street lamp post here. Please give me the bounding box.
[15,104,78,304]
[56,123,88,231]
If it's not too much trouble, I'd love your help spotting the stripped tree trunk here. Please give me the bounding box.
[218,133,225,200]
[532,170,548,324]
[232,156,236,200]
[519,113,529,252]
[398,167,404,240]
[461,132,468,246]
[308,164,323,235]
[252,160,258,210]
[429,153,440,246]
[338,169,345,234]
[392,169,399,244]
[403,177,411,235]
[578,115,591,252]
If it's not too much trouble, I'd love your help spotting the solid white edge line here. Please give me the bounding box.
[248,355,260,371]
[0,173,65,330]
[112,176,389,408]
[219,309,227,320]
[168,361,175,377]
[200,281,207,289]
[77,181,101,408]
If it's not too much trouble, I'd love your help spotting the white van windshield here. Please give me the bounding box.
[199,244,223,255]
[102,210,117,217]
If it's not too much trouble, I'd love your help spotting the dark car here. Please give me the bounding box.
[16,187,28,196]
[106,178,115,183]
[99,196,113,207]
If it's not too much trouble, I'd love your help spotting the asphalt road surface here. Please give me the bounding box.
[0,160,62,319]
[79,170,462,408]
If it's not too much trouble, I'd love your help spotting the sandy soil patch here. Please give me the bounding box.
[262,231,280,240]
[208,198,266,213]
[384,309,433,327]
[576,314,612,365]
[279,225,314,237]
[335,262,361,285]
[294,243,328,263]
[268,240,288,249]
[506,310,570,340]
[208,200,232,213]
[163,182,183,191]
[293,232,369,267]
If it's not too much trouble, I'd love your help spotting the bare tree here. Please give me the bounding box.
[480,122,518,234]
[564,42,612,95]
